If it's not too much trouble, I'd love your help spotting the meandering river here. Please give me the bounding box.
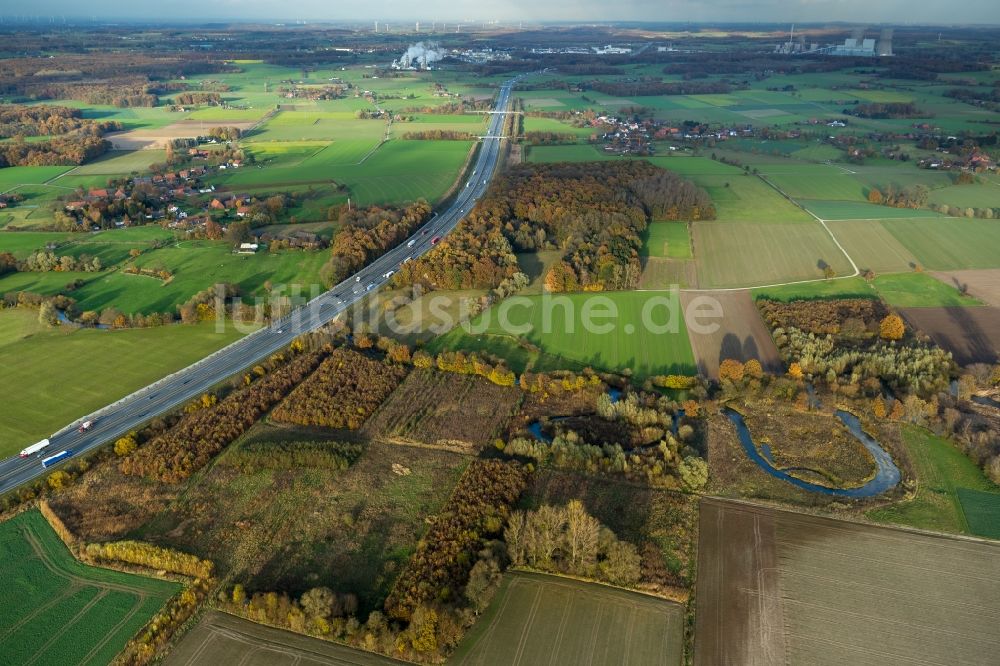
[723,407,901,498]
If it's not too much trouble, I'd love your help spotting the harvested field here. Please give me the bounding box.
[638,257,696,290]
[163,610,401,666]
[899,306,1000,365]
[679,290,781,379]
[932,269,1000,307]
[524,97,566,108]
[452,572,685,666]
[692,220,853,289]
[695,498,1000,666]
[364,368,522,451]
[271,348,408,429]
[105,121,256,149]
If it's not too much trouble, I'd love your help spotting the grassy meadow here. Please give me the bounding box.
[447,291,696,377]
[867,426,1000,537]
[0,309,247,454]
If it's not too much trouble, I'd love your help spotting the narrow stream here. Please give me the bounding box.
[56,309,109,329]
[723,407,901,498]
[526,387,622,444]
[972,395,1000,410]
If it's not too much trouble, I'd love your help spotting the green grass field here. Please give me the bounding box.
[693,220,854,288]
[249,112,385,143]
[215,139,472,206]
[642,222,692,259]
[956,489,1000,540]
[0,166,74,191]
[825,220,920,273]
[928,183,1000,210]
[452,572,684,666]
[0,226,174,263]
[873,272,982,308]
[525,144,619,163]
[799,199,944,221]
[0,510,179,666]
[881,218,1000,270]
[450,291,696,377]
[521,116,594,139]
[0,231,324,315]
[426,327,581,376]
[71,150,167,175]
[750,276,876,302]
[763,165,867,201]
[695,175,813,223]
[867,426,1000,537]
[0,310,247,453]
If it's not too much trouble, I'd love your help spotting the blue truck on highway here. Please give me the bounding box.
[41,450,73,469]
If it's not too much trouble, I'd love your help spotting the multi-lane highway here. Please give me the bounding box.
[0,76,520,495]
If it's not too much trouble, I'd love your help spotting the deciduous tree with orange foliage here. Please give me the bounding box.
[718,358,745,382]
[879,314,906,341]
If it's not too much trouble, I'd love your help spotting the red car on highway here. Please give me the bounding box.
[431,236,441,245]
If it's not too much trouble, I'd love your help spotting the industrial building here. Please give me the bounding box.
[775,27,893,57]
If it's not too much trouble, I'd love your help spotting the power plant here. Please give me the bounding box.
[774,26,893,57]
[391,42,445,70]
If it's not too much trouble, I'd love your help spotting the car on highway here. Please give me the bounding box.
[355,276,361,282]
[431,236,441,245]
[407,239,416,248]
[384,270,394,278]
[366,283,374,291]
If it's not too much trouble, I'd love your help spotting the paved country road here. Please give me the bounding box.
[0,77,520,495]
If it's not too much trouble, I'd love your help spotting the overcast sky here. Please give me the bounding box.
[3,0,999,24]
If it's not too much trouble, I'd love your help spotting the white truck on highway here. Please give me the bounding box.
[20,439,50,458]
